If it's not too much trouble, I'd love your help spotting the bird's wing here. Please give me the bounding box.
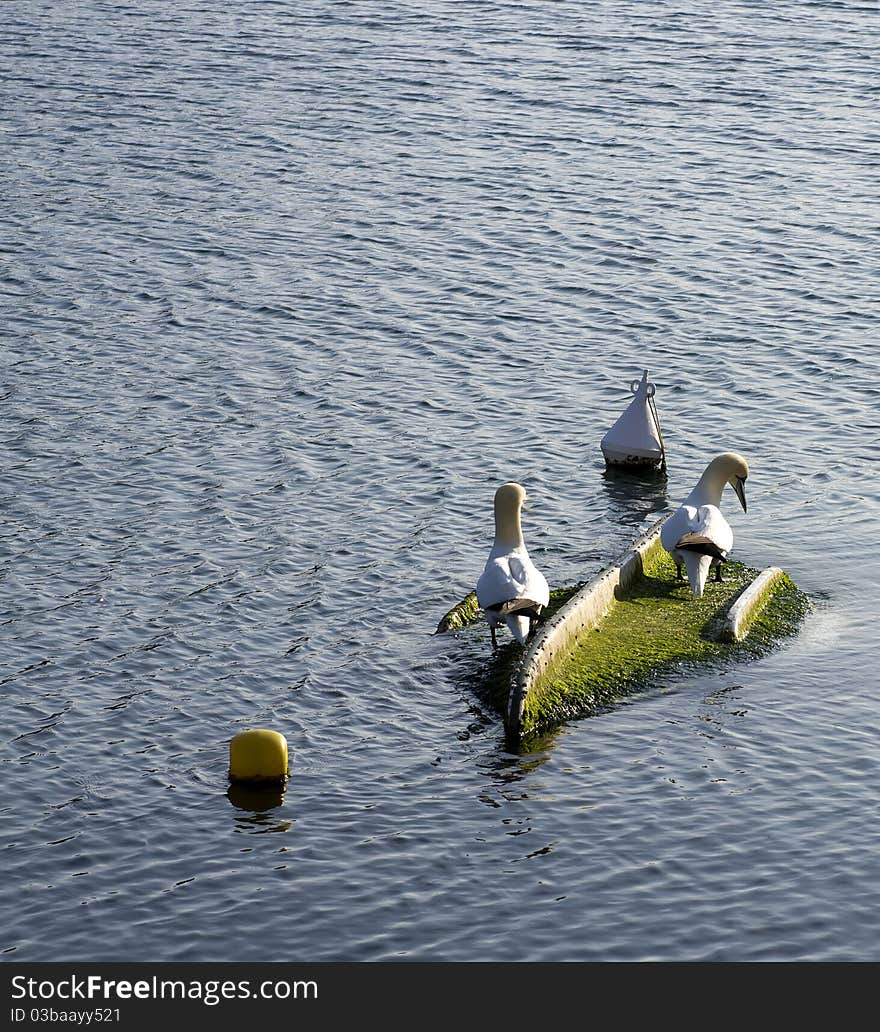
[509,553,550,608]
[660,505,694,551]
[663,504,732,559]
[477,549,549,610]
[675,504,732,558]
[477,557,517,609]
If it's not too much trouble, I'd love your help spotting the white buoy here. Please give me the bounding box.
[600,370,666,470]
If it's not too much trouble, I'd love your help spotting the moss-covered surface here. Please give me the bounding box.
[519,549,808,739]
[441,549,809,745]
[453,584,583,718]
[436,592,481,633]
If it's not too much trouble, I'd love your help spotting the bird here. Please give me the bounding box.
[476,482,550,648]
[660,452,749,597]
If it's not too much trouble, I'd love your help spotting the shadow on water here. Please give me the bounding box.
[442,628,574,763]
[438,575,595,761]
[227,783,293,834]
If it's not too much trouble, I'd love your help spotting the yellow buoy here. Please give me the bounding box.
[229,728,289,783]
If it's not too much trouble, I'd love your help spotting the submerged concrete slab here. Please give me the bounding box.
[718,566,787,643]
[508,518,668,739]
[437,520,806,744]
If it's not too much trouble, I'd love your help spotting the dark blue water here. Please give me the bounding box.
[2,0,879,961]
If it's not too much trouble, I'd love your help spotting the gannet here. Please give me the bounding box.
[476,482,550,648]
[660,452,749,597]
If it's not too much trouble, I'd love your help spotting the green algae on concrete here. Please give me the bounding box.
[436,592,481,633]
[436,538,808,744]
[516,548,808,740]
[442,584,585,720]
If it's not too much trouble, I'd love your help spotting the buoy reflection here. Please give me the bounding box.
[227,783,292,833]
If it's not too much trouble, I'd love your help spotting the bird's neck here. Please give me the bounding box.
[493,508,524,551]
[689,467,726,508]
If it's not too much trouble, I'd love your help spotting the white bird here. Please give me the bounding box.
[660,452,750,597]
[476,482,550,648]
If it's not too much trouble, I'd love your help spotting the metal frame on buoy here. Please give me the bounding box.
[647,384,667,472]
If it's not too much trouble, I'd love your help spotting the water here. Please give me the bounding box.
[2,0,879,962]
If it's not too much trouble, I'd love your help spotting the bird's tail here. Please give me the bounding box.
[505,613,532,644]
[683,552,713,598]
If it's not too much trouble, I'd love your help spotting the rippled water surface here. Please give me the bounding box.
[2,0,879,961]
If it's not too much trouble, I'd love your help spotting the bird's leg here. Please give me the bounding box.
[675,562,684,582]
[490,626,497,650]
[714,562,724,583]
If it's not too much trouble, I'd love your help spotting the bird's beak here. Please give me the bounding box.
[733,476,747,513]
